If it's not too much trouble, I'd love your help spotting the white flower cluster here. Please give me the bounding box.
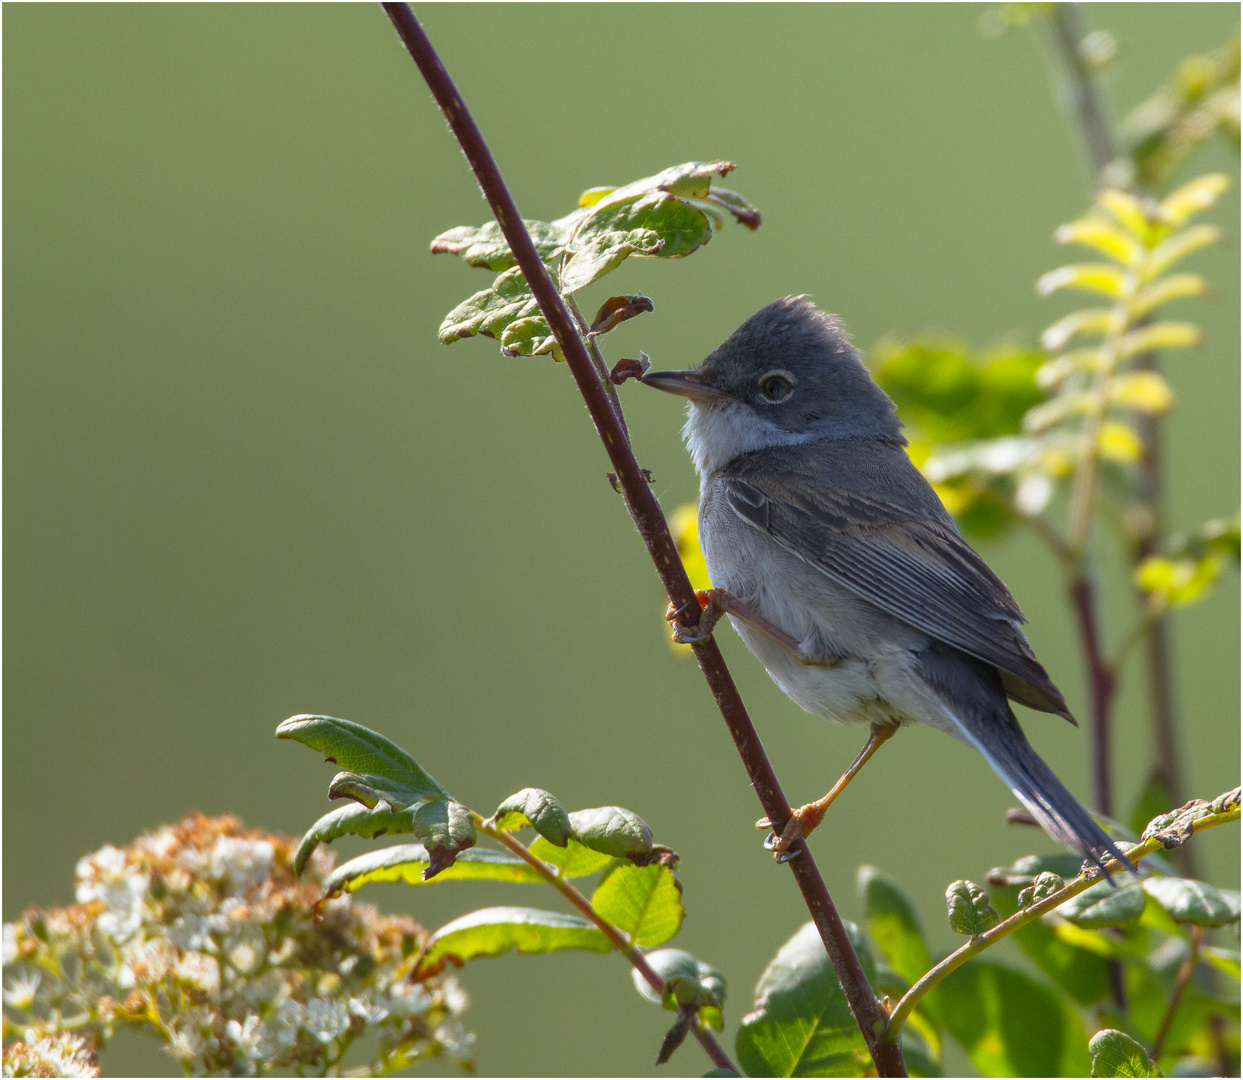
[3,815,473,1077]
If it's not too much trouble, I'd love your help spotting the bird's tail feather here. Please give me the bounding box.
[917,642,1131,875]
[952,704,1131,875]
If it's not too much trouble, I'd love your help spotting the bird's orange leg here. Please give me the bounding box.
[666,588,831,666]
[758,722,898,861]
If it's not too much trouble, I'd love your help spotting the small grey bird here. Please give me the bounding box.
[641,296,1126,871]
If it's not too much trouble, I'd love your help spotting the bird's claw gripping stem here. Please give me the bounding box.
[666,589,726,646]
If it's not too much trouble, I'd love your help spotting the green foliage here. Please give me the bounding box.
[735,921,877,1078]
[488,787,572,846]
[946,880,1001,937]
[432,161,759,359]
[857,865,934,987]
[632,949,727,1030]
[1057,878,1147,929]
[938,960,1091,1077]
[413,906,612,978]
[1136,512,1241,608]
[322,843,544,899]
[1123,29,1240,189]
[592,861,684,947]
[1089,1029,1163,1077]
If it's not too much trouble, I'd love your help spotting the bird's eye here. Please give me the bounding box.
[758,371,795,403]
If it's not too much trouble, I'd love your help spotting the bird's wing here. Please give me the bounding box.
[721,450,1072,719]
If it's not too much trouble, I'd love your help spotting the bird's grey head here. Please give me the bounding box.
[641,296,903,477]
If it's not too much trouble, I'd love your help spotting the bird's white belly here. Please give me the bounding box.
[700,495,934,731]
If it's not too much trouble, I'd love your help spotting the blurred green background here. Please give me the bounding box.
[5,4,1238,1076]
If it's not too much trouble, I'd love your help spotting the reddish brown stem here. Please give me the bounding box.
[1069,574,1116,816]
[381,4,903,1074]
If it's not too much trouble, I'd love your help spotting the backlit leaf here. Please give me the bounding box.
[1142,877,1241,927]
[857,866,933,986]
[528,835,615,877]
[1143,224,1221,281]
[1099,421,1144,464]
[1118,322,1201,359]
[1055,217,1143,266]
[1041,309,1114,351]
[1097,189,1152,241]
[414,906,611,979]
[1037,263,1128,299]
[592,861,684,947]
[1088,1028,1160,1077]
[321,843,544,899]
[938,959,1090,1077]
[1107,371,1174,413]
[736,920,875,1078]
[277,714,452,801]
[1130,273,1209,318]
[1160,172,1230,227]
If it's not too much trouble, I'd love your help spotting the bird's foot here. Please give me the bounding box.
[666,589,726,646]
[756,802,829,862]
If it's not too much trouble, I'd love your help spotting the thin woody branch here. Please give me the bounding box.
[380,4,904,1074]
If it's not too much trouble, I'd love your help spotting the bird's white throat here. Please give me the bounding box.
[682,400,821,479]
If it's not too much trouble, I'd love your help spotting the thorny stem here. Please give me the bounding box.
[1150,923,1203,1061]
[381,6,903,1073]
[885,793,1241,1041]
[475,817,737,1073]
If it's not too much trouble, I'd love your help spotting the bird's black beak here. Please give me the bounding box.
[639,368,730,404]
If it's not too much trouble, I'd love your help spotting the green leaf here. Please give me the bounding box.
[293,801,417,875]
[276,714,451,801]
[1135,554,1224,606]
[321,843,544,898]
[1118,321,1201,359]
[437,266,545,345]
[1016,871,1065,909]
[991,885,1114,1006]
[856,866,933,986]
[986,853,1085,888]
[1088,1029,1161,1077]
[633,948,726,1015]
[1142,877,1241,927]
[411,799,477,879]
[1143,224,1221,281]
[569,806,653,860]
[1160,173,1230,227]
[735,920,876,1078]
[591,862,684,947]
[489,788,572,847]
[1055,217,1143,266]
[946,881,999,937]
[414,906,611,978]
[1200,944,1241,979]
[1057,879,1146,928]
[430,217,568,272]
[1130,273,1209,319]
[1041,308,1115,351]
[938,960,1090,1077]
[528,835,615,877]
[1107,371,1174,413]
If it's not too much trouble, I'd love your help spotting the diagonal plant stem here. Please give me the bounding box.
[474,816,736,1073]
[885,791,1241,1041]
[1150,923,1202,1061]
[381,4,904,1074]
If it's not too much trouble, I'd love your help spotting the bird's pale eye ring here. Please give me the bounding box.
[757,370,795,403]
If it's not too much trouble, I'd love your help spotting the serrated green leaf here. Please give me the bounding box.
[1057,879,1146,928]
[591,861,684,947]
[321,843,544,898]
[528,835,615,877]
[735,920,875,1078]
[1088,1028,1161,1077]
[558,226,665,293]
[1037,263,1129,299]
[276,714,451,800]
[411,799,477,879]
[938,960,1090,1077]
[293,801,418,875]
[414,906,611,978]
[437,266,542,344]
[569,806,653,860]
[1143,877,1241,927]
[857,866,933,986]
[489,788,572,846]
[1017,871,1065,909]
[946,881,999,937]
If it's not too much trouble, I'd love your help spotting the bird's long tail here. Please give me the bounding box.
[918,643,1132,875]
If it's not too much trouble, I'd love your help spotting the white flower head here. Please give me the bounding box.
[225,1013,265,1061]
[208,837,273,895]
[4,969,42,1010]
